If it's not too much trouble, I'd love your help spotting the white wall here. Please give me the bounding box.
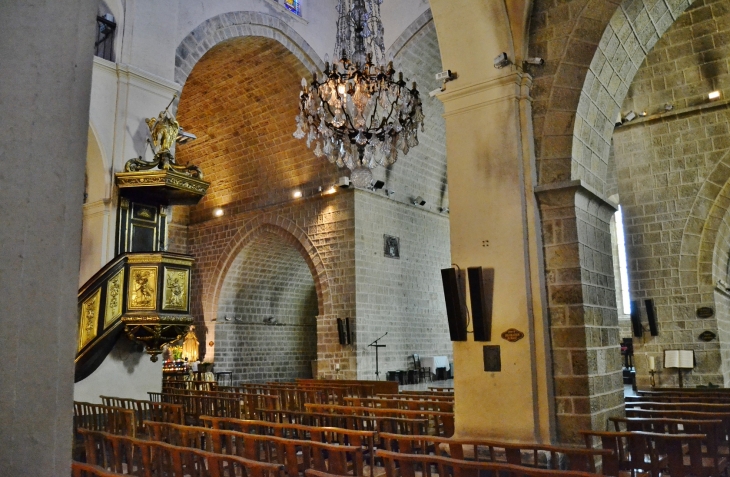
[74,338,163,403]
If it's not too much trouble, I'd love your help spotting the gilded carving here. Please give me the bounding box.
[162,267,189,311]
[128,266,158,310]
[126,254,193,266]
[104,268,124,328]
[78,288,102,351]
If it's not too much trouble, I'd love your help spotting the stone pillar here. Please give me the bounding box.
[440,70,555,442]
[0,1,96,475]
[536,181,624,443]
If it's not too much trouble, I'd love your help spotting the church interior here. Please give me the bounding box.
[7,0,730,475]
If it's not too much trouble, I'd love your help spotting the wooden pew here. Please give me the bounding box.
[73,401,137,460]
[100,396,184,435]
[624,408,730,444]
[633,431,722,477]
[580,430,658,477]
[375,393,454,403]
[148,391,245,425]
[344,396,454,413]
[376,449,604,477]
[201,417,378,475]
[144,420,364,477]
[378,432,612,474]
[258,408,429,436]
[304,403,455,437]
[79,427,285,477]
[608,416,728,472]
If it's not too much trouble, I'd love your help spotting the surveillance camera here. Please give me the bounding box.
[525,57,545,66]
[338,176,350,188]
[412,196,426,206]
[623,111,636,122]
[435,70,457,82]
[493,52,511,69]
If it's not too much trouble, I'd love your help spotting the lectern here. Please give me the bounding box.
[368,332,387,380]
[664,349,695,388]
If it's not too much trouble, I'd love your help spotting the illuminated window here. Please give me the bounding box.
[283,0,300,15]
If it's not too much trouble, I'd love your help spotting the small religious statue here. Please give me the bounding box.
[124,94,203,178]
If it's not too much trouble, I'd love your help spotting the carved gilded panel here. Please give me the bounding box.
[78,288,102,351]
[162,267,189,311]
[104,268,124,328]
[128,266,158,310]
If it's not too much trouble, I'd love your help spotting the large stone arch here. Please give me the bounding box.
[206,215,332,324]
[530,0,698,193]
[684,149,730,295]
[174,11,323,85]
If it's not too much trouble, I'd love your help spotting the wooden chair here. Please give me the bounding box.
[71,462,127,477]
[633,431,721,477]
[376,449,604,477]
[378,432,612,474]
[80,427,286,477]
[410,354,431,384]
[580,430,659,477]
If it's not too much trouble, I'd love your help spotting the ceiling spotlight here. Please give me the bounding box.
[524,57,545,66]
[709,90,721,100]
[440,207,450,214]
[623,111,636,122]
[369,180,385,191]
[293,190,303,199]
[214,208,224,217]
[338,176,351,189]
[493,52,511,69]
[385,189,395,197]
[664,104,674,111]
[325,186,337,195]
[412,196,426,206]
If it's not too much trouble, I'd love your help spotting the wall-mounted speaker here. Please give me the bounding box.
[645,299,658,336]
[441,267,467,341]
[467,267,494,341]
[345,317,352,345]
[630,300,643,338]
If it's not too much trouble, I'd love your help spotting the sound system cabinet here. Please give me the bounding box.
[467,267,494,342]
[441,267,468,341]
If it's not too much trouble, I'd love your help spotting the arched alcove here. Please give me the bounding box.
[215,229,319,382]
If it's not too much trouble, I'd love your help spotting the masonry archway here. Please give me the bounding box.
[214,225,320,382]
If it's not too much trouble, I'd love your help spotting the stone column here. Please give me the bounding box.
[536,181,625,443]
[0,1,96,475]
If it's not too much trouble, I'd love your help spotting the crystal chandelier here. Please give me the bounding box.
[294,0,425,188]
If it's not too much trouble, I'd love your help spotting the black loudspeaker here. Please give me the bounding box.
[467,267,494,341]
[345,317,352,345]
[630,300,643,338]
[441,267,467,341]
[337,318,346,345]
[645,299,658,336]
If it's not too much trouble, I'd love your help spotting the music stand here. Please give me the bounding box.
[664,349,695,388]
[368,332,387,380]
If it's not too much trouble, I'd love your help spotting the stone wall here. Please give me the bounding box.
[214,230,318,382]
[611,0,730,387]
[354,191,452,379]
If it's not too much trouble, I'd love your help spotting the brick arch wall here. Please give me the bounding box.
[208,219,331,322]
[530,0,697,194]
[174,11,323,85]
[175,33,356,375]
[214,225,319,382]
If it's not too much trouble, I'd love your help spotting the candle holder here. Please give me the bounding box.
[649,369,656,388]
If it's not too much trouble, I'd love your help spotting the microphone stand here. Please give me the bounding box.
[368,332,387,380]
